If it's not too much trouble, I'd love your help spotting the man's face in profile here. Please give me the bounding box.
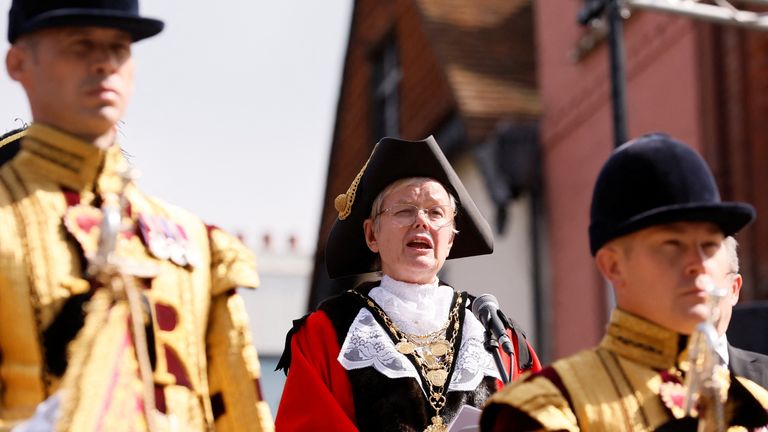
[598,221,725,334]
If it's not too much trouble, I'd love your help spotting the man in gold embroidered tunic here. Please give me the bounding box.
[480,134,768,431]
[0,1,273,431]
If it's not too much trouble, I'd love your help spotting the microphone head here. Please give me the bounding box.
[471,293,500,320]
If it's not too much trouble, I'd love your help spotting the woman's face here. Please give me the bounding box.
[363,180,455,284]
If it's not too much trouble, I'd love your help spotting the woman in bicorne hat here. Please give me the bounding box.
[276,136,540,431]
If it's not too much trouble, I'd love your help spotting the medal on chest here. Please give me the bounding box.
[137,213,200,268]
[64,204,157,276]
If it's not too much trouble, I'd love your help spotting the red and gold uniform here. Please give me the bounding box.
[0,124,273,431]
[481,309,768,431]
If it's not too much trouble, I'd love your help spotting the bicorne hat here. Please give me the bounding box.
[589,133,755,255]
[8,0,164,43]
[326,136,494,279]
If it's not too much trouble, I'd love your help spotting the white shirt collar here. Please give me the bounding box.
[715,333,729,365]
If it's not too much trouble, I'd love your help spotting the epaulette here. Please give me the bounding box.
[0,126,27,166]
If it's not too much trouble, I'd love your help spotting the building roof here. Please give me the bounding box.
[415,0,540,143]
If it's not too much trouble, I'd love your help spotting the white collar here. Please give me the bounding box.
[369,275,454,336]
[338,308,501,394]
[715,333,729,365]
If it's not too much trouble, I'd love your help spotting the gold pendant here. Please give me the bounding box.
[423,353,438,368]
[429,340,450,357]
[396,340,416,355]
[427,369,448,387]
[424,415,446,432]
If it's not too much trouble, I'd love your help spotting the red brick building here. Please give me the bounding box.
[536,1,768,358]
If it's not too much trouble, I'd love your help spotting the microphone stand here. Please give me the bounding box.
[483,329,510,384]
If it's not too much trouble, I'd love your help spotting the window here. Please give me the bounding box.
[371,36,401,140]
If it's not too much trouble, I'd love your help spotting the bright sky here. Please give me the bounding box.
[0,1,353,254]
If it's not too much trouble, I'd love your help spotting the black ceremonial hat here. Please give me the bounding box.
[589,133,755,255]
[8,0,164,43]
[326,136,494,279]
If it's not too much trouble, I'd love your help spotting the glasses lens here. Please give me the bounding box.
[383,204,454,227]
[389,204,417,225]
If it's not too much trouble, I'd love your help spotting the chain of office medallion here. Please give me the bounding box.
[349,289,463,415]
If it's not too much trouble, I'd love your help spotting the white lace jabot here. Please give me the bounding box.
[337,276,501,394]
[368,275,454,336]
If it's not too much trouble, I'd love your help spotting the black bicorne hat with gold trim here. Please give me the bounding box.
[326,136,494,279]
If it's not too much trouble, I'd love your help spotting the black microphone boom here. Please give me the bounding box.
[472,294,514,355]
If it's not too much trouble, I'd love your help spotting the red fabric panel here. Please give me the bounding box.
[63,189,80,206]
[275,311,358,431]
[163,345,192,388]
[487,405,545,432]
[495,329,542,389]
[154,303,178,331]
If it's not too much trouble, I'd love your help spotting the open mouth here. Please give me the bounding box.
[407,236,434,249]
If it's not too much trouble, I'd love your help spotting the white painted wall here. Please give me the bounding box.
[441,154,537,343]
[240,251,312,356]
[237,243,312,415]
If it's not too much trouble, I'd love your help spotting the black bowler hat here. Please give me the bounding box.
[589,133,755,255]
[326,136,494,279]
[8,0,164,43]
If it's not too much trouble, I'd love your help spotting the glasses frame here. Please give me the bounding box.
[376,203,457,228]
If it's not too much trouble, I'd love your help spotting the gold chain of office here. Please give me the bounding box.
[350,289,464,432]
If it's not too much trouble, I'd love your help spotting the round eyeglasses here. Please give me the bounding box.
[377,204,456,228]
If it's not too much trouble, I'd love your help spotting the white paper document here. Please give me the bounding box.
[447,404,482,432]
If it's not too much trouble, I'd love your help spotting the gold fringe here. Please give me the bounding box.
[205,293,274,432]
[334,144,377,220]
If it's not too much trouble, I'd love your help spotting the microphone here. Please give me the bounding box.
[472,294,514,355]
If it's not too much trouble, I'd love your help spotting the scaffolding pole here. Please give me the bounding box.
[627,0,768,31]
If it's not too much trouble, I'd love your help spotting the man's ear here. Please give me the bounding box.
[595,244,626,289]
[6,44,28,82]
[730,273,742,306]
[363,219,379,253]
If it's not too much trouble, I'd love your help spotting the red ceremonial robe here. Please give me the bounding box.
[276,306,541,431]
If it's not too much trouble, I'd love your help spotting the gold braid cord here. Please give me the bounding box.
[0,133,84,427]
[486,373,579,431]
[55,291,149,432]
[206,227,273,431]
[206,293,274,432]
[334,144,377,220]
